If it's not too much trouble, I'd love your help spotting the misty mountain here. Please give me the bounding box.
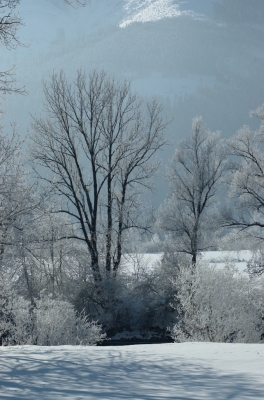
[2,0,264,207]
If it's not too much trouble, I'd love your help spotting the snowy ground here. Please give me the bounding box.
[121,250,253,275]
[0,343,264,399]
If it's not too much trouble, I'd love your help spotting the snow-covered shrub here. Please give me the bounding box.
[2,295,105,346]
[172,261,263,343]
[2,296,35,345]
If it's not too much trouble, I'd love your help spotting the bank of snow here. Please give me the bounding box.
[0,343,264,399]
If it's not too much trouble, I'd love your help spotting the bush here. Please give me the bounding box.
[1,294,105,346]
[172,261,263,343]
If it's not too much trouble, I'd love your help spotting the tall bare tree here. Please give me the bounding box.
[31,70,166,284]
[158,117,226,265]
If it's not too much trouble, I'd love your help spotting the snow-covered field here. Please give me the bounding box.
[0,343,264,399]
[121,250,253,275]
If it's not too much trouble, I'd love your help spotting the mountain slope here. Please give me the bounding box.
[2,0,264,207]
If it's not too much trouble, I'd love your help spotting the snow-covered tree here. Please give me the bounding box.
[222,104,264,241]
[158,117,226,264]
[3,199,98,307]
[2,293,105,346]
[172,261,263,343]
[0,129,35,264]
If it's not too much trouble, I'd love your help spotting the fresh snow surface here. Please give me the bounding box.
[121,252,163,273]
[201,250,252,274]
[201,250,252,262]
[0,343,264,399]
[121,251,252,275]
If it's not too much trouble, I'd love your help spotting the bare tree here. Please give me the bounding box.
[31,70,166,284]
[0,0,25,96]
[0,1,22,50]
[0,0,88,97]
[0,129,36,263]
[158,117,226,265]
[222,104,264,241]
[9,206,82,304]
